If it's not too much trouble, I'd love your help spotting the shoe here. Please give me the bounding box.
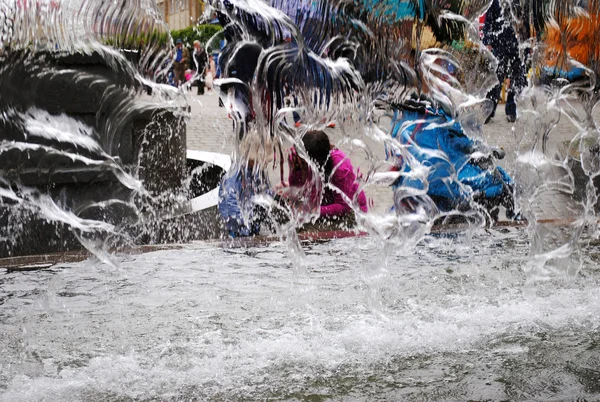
[492,147,506,160]
[485,115,493,124]
[326,122,336,128]
[294,121,302,128]
[507,115,516,123]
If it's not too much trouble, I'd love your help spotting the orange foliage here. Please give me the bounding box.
[544,13,600,68]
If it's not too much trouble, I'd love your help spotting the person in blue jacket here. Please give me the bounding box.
[389,100,516,220]
[218,162,271,237]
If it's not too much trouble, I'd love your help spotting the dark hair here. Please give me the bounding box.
[301,131,333,182]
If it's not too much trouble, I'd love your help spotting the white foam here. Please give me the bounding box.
[1,235,598,400]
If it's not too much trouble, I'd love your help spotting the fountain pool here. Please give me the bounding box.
[1,230,599,401]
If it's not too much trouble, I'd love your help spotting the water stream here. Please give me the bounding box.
[1,0,600,400]
[1,231,599,400]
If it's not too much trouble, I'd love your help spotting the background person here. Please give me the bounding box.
[205,54,217,92]
[483,0,526,123]
[173,38,190,87]
[193,40,208,95]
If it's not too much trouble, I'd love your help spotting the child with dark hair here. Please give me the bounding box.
[284,131,368,225]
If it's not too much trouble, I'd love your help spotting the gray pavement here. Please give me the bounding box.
[185,92,596,219]
[186,92,233,154]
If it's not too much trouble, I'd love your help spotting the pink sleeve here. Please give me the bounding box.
[320,164,355,217]
[320,194,352,216]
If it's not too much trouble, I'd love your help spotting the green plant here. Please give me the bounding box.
[171,24,223,51]
[103,29,170,49]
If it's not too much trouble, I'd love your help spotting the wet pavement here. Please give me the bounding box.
[185,92,596,219]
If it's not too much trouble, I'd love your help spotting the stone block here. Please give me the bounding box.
[0,50,189,257]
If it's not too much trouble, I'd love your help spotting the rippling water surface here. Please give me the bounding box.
[1,230,599,401]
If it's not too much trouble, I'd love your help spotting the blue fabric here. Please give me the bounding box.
[459,164,509,199]
[175,48,183,63]
[362,0,425,21]
[390,107,513,211]
[543,66,586,82]
[218,168,268,237]
[213,53,220,78]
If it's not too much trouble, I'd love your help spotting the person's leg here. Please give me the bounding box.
[485,83,501,122]
[180,69,186,87]
[197,73,205,95]
[505,57,525,121]
[486,57,510,123]
[175,64,184,87]
[505,90,516,120]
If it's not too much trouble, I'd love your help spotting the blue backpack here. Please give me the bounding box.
[389,105,514,213]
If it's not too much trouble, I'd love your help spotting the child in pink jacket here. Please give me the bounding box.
[285,131,368,221]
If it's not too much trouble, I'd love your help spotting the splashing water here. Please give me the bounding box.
[0,0,194,258]
[208,0,599,270]
[505,0,600,276]
[1,0,600,400]
[1,232,600,400]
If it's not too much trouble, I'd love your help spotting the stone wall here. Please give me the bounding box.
[0,50,187,257]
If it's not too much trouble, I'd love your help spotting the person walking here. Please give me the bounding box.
[172,39,190,87]
[193,40,208,95]
[483,0,525,123]
[205,54,217,92]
